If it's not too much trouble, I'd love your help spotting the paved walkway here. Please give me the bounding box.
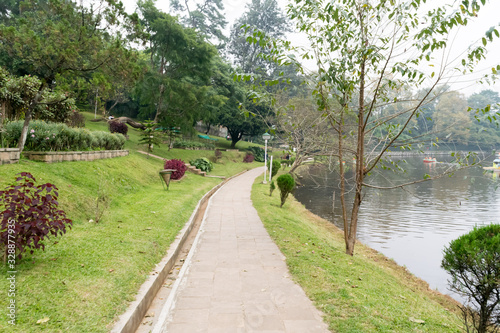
[156,167,329,333]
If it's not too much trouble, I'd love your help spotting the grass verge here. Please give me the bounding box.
[251,176,463,333]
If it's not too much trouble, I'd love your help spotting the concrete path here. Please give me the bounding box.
[155,167,329,333]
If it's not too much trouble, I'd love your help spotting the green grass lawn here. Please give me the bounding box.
[0,114,262,332]
[251,173,463,332]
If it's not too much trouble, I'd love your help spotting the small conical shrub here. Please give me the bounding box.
[276,174,295,207]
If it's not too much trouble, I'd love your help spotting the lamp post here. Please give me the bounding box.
[262,132,271,184]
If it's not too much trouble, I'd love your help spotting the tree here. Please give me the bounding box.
[136,0,216,130]
[274,92,341,174]
[216,77,270,148]
[434,91,472,145]
[227,0,290,77]
[0,0,140,152]
[262,0,499,255]
[442,224,500,333]
[169,0,228,47]
[468,89,500,149]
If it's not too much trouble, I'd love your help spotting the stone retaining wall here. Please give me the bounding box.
[0,148,20,165]
[23,150,129,163]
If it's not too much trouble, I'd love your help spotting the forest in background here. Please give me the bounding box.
[0,0,499,152]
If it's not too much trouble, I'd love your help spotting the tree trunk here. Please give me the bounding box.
[345,7,368,256]
[230,139,237,149]
[18,83,46,153]
[154,84,165,123]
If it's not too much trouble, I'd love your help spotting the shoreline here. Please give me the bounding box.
[251,177,463,332]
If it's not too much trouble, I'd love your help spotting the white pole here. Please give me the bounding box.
[263,139,268,184]
[269,155,273,182]
[94,88,98,119]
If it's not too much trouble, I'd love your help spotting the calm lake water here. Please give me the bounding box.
[293,155,500,300]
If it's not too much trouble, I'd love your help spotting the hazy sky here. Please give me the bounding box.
[118,0,500,96]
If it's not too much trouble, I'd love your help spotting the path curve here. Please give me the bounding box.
[154,167,329,333]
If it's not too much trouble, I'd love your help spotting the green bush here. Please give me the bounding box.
[441,224,500,333]
[173,139,214,150]
[3,120,125,151]
[271,160,281,179]
[190,158,213,172]
[280,158,295,168]
[269,180,275,196]
[276,174,295,208]
[248,146,265,162]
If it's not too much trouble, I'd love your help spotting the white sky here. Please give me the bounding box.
[118,0,500,97]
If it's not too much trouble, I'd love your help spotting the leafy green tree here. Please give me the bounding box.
[169,0,228,47]
[264,0,499,255]
[227,0,290,76]
[0,0,19,18]
[136,0,216,130]
[0,0,140,152]
[467,89,500,148]
[442,224,500,333]
[434,91,471,145]
[216,78,270,149]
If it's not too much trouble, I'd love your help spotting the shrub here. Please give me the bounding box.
[66,111,85,128]
[3,120,125,151]
[269,181,275,196]
[280,158,295,169]
[276,174,295,208]
[172,139,214,150]
[441,224,500,333]
[269,159,280,179]
[190,158,213,172]
[248,146,265,162]
[0,172,72,260]
[243,153,254,163]
[164,159,187,180]
[109,120,128,136]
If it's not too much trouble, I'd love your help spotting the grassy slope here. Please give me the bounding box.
[0,115,261,332]
[251,175,463,333]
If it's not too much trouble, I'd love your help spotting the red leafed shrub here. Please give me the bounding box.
[243,153,254,163]
[164,159,187,180]
[109,120,128,136]
[0,172,72,259]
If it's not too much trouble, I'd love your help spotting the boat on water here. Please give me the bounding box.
[423,157,437,163]
[483,158,500,172]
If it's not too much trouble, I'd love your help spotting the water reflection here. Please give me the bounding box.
[294,156,500,300]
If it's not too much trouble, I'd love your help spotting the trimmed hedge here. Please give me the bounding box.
[3,120,125,151]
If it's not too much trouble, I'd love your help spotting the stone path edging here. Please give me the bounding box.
[110,169,250,333]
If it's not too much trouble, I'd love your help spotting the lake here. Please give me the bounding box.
[293,154,500,301]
